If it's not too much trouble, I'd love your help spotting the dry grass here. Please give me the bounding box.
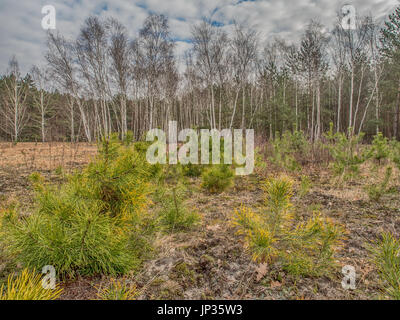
[0,142,97,171]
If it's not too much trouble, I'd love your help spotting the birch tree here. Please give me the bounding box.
[30,65,54,142]
[0,56,30,142]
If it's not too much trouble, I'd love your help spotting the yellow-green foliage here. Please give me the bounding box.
[298,175,312,198]
[262,176,294,232]
[201,165,234,194]
[233,176,344,277]
[365,166,393,202]
[370,132,390,164]
[283,213,344,276]
[248,227,278,263]
[255,147,268,173]
[324,124,369,181]
[96,278,138,300]
[390,139,400,173]
[0,269,62,300]
[269,130,309,172]
[370,232,400,300]
[0,138,154,277]
[158,184,200,231]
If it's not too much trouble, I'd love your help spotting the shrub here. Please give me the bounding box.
[298,175,312,198]
[96,278,138,300]
[29,172,45,185]
[370,232,400,300]
[0,139,153,278]
[233,176,344,277]
[269,130,310,172]
[158,184,200,231]
[181,135,230,178]
[324,123,369,181]
[201,165,234,194]
[390,139,400,172]
[133,140,152,154]
[247,226,278,263]
[283,213,344,276]
[370,132,390,165]
[123,131,135,146]
[365,166,393,202]
[182,163,203,178]
[0,269,62,300]
[261,176,294,233]
[254,147,268,173]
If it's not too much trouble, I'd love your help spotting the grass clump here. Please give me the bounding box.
[0,137,154,278]
[233,175,344,277]
[96,278,139,300]
[0,268,62,300]
[370,232,400,300]
[201,165,234,194]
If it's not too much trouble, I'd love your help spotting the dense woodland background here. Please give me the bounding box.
[2,7,400,143]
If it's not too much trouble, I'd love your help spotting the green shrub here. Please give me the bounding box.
[324,123,369,181]
[269,130,309,172]
[254,147,268,174]
[365,167,393,202]
[158,184,200,231]
[370,132,390,165]
[283,213,344,276]
[29,172,45,185]
[261,176,294,233]
[298,175,312,198]
[134,141,152,154]
[370,232,400,300]
[233,176,344,277]
[201,165,234,194]
[390,139,400,171]
[182,163,203,178]
[123,131,135,146]
[1,139,153,278]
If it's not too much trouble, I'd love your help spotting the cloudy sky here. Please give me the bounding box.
[0,0,399,75]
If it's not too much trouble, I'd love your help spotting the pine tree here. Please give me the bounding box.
[381,6,400,139]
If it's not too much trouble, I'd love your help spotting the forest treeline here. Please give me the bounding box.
[2,7,400,143]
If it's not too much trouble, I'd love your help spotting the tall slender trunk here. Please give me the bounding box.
[41,94,45,143]
[337,75,342,133]
[395,79,400,140]
[229,87,240,130]
[70,99,75,143]
[14,81,18,142]
[241,85,246,131]
[295,80,298,130]
[316,80,321,141]
[349,64,354,134]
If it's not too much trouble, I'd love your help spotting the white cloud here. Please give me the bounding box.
[0,0,398,74]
